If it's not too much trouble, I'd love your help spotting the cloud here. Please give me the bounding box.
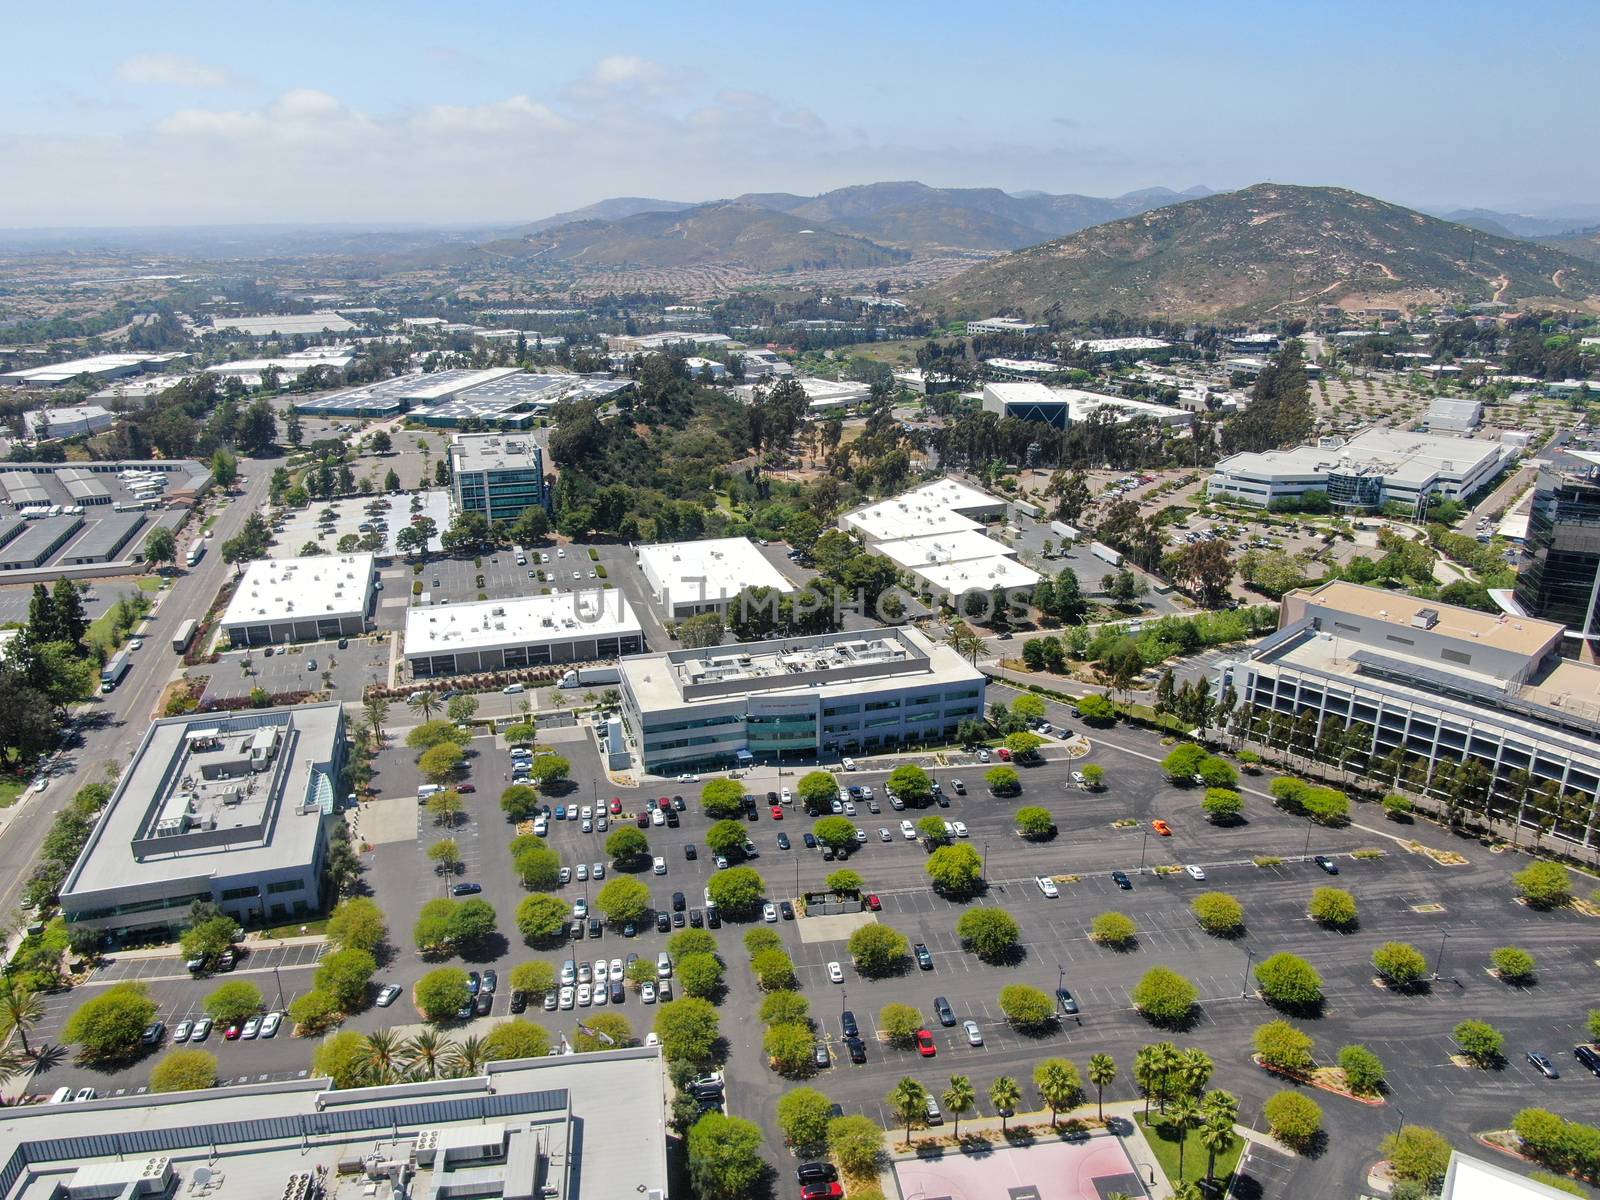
[565,54,678,100]
[115,54,233,88]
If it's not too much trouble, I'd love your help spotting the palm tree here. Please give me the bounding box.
[943,1075,976,1139]
[407,691,441,723]
[1088,1053,1117,1122]
[1167,1095,1201,1180]
[360,1029,406,1084]
[888,1077,930,1146]
[1172,1183,1204,1200]
[1175,1047,1213,1100]
[947,622,984,666]
[0,1046,30,1101]
[1033,1059,1079,1127]
[362,695,390,746]
[449,1035,487,1078]
[404,1029,456,1080]
[1200,1110,1239,1188]
[989,1075,1022,1136]
[1142,1041,1182,1114]
[0,980,44,1057]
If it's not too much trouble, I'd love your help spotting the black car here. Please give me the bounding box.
[841,1010,859,1038]
[706,907,721,929]
[846,1036,867,1063]
[474,992,492,1017]
[1111,870,1133,890]
[813,1042,830,1067]
[481,969,497,994]
[803,833,817,849]
[766,791,779,805]
[821,845,835,861]
[1055,987,1080,1015]
[780,901,795,920]
[588,917,603,938]
[934,996,956,1027]
[457,1000,474,1019]
[1314,855,1340,875]
[777,832,791,850]
[467,971,481,995]
[140,1021,165,1046]
[672,891,686,911]
[509,990,527,1013]
[1527,1051,1560,1079]
[610,980,625,1004]
[672,911,685,927]
[796,1162,838,1185]
[656,911,671,932]
[665,810,680,828]
[689,908,703,927]
[935,793,950,808]
[914,943,933,970]
[745,806,759,822]
[684,843,698,860]
[672,795,686,810]
[1576,1045,1600,1076]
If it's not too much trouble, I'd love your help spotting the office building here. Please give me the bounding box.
[210,311,358,337]
[981,382,1193,431]
[21,405,113,440]
[1209,428,1508,514]
[966,317,1049,336]
[449,432,548,523]
[204,350,356,387]
[1440,1151,1576,1198]
[405,591,644,677]
[1515,447,1600,648]
[298,368,625,426]
[841,476,1009,546]
[985,358,1070,377]
[0,1047,669,1200]
[1422,397,1483,433]
[0,352,186,389]
[59,704,347,943]
[619,626,986,772]
[1218,580,1600,851]
[221,554,375,646]
[1073,336,1174,355]
[637,537,794,620]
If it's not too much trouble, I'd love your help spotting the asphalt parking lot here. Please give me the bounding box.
[201,637,391,704]
[0,579,148,625]
[28,691,1600,1198]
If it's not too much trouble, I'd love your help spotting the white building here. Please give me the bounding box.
[966,317,1049,336]
[1209,428,1510,514]
[619,627,987,772]
[221,553,375,646]
[1073,337,1173,355]
[0,352,186,388]
[210,311,357,337]
[740,347,792,378]
[638,536,795,620]
[22,405,113,439]
[204,349,356,387]
[1441,1151,1577,1198]
[986,358,1070,376]
[1422,396,1483,433]
[683,356,727,380]
[980,382,1192,430]
[405,590,644,677]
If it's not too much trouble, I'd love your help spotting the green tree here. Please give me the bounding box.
[62,983,158,1061]
[778,1086,835,1151]
[829,1114,885,1176]
[500,784,541,821]
[760,990,811,1028]
[1091,911,1138,948]
[288,989,341,1034]
[1201,788,1244,823]
[653,997,720,1066]
[956,907,1021,961]
[1088,1053,1117,1121]
[1131,967,1198,1027]
[1262,1090,1322,1149]
[751,948,798,991]
[989,1075,1023,1135]
[986,765,1021,794]
[509,961,557,1001]
[1075,693,1117,724]
[143,525,178,570]
[706,818,750,857]
[706,866,765,917]
[1337,1044,1385,1095]
[825,868,864,895]
[524,755,571,792]
[1191,892,1244,936]
[1161,744,1208,782]
[513,842,561,890]
[796,770,838,814]
[1372,941,1428,989]
[667,929,717,959]
[414,967,471,1022]
[605,825,650,866]
[445,694,478,724]
[1014,805,1055,839]
[886,764,932,806]
[573,1012,632,1051]
[481,1019,552,1061]
[944,1074,977,1138]
[1514,861,1572,908]
[315,948,376,1012]
[1254,953,1323,1010]
[595,876,651,924]
[880,1002,923,1044]
[676,611,724,648]
[676,952,725,999]
[812,815,856,853]
[1381,1126,1452,1189]
[1307,887,1358,929]
[998,983,1056,1030]
[1453,1019,1504,1066]
[313,1030,368,1088]
[448,898,497,947]
[428,837,462,874]
[888,1076,930,1145]
[515,894,569,943]
[1034,1057,1083,1126]
[765,1021,816,1076]
[405,717,459,749]
[204,980,263,1024]
[848,924,909,976]
[1253,1019,1315,1074]
[150,1048,218,1092]
[418,742,464,785]
[1490,945,1536,984]
[179,914,241,965]
[426,789,464,827]
[687,1112,765,1200]
[700,779,745,818]
[926,843,984,896]
[326,897,387,953]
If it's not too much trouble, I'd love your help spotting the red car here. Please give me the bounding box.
[636,811,649,828]
[800,1185,843,1200]
[456,783,476,794]
[1152,819,1172,836]
[866,894,881,911]
[224,1022,242,1040]
[770,806,784,820]
[915,1029,936,1057]
[997,747,1012,761]
[657,797,672,812]
[610,797,622,814]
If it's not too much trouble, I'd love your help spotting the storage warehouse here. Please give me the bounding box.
[637,536,795,620]
[220,553,374,646]
[405,590,645,677]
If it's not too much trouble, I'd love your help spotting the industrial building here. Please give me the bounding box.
[637,537,795,620]
[966,317,1049,336]
[296,368,626,426]
[0,1047,669,1200]
[1422,397,1484,433]
[731,376,870,414]
[1073,336,1174,355]
[449,432,549,523]
[221,554,375,646]
[55,512,146,566]
[1440,1151,1578,1198]
[1218,581,1600,853]
[0,459,211,512]
[21,405,113,439]
[619,626,986,773]
[1514,446,1600,648]
[0,516,81,571]
[209,311,358,337]
[405,591,645,677]
[204,349,356,387]
[59,703,347,943]
[1208,428,1509,514]
[980,382,1193,430]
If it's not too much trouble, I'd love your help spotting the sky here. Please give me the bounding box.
[2,0,1596,229]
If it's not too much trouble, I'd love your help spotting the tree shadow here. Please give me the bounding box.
[457,933,509,964]
[1263,995,1325,1020]
[913,1141,947,1161]
[957,1133,996,1157]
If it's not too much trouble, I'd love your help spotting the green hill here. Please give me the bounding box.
[917,184,1600,321]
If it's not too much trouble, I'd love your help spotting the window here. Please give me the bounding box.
[1385,634,1415,646]
[266,880,302,895]
[1440,649,1472,665]
[220,886,260,901]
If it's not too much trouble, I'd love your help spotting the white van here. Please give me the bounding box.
[48,1087,72,1105]
[657,952,673,979]
[417,784,443,804]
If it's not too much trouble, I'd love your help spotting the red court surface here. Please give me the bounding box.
[892,1134,1146,1200]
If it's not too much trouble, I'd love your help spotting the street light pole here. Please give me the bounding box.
[273,964,285,1012]
[1240,946,1254,998]
[983,841,990,882]
[1302,815,1314,861]
[1432,930,1450,982]
[1138,828,1149,874]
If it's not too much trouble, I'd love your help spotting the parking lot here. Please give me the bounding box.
[26,688,1600,1198]
[201,636,392,704]
[270,491,451,560]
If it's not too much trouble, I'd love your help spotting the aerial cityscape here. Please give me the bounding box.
[1,4,1599,1200]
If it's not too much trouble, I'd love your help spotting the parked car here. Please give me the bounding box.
[1151,819,1172,836]
[1036,876,1059,898]
[915,1029,937,1057]
[963,1020,983,1046]
[1111,870,1133,890]
[1527,1051,1560,1079]
[1185,864,1206,880]
[827,961,844,983]
[914,943,933,970]
[1314,855,1340,875]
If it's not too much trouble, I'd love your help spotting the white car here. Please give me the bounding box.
[1036,876,1060,898]
[594,958,607,982]
[576,983,591,1006]
[651,809,665,826]
[900,820,917,840]
[976,749,991,763]
[844,800,856,816]
[862,785,874,799]
[827,961,844,983]
[640,981,657,1003]
[128,638,144,651]
[1185,864,1207,880]
[580,806,592,820]
[963,1020,983,1046]
[576,864,588,882]
[780,787,792,804]
[173,1020,192,1043]
[842,757,856,771]
[559,986,575,1009]
[714,855,729,869]
[609,958,624,983]
[573,899,588,919]
[952,821,969,838]
[653,856,667,875]
[592,862,605,879]
[533,817,548,837]
[763,902,778,922]
[879,828,891,841]
[557,548,566,558]
[591,981,608,1006]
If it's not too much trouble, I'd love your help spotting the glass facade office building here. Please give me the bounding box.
[1515,463,1600,650]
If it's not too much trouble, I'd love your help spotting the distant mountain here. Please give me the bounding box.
[1432,207,1595,239]
[1542,226,1600,264]
[917,183,1600,321]
[475,201,910,273]
[513,196,696,236]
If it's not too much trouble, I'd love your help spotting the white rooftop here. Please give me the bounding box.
[0,353,185,385]
[796,377,871,408]
[843,496,983,544]
[1442,1151,1581,1198]
[638,537,794,606]
[1073,337,1173,353]
[876,528,1018,569]
[221,553,374,628]
[405,590,641,657]
[1217,427,1505,487]
[210,312,357,336]
[205,352,355,376]
[898,477,1007,515]
[916,555,1041,592]
[986,357,1069,373]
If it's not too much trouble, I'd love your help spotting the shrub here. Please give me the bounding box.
[1338,1044,1386,1095]
[997,983,1055,1030]
[1263,1090,1322,1149]
[1307,886,1358,929]
[1372,941,1428,988]
[1254,953,1323,1010]
[1453,1019,1504,1066]
[956,908,1021,961]
[1090,911,1137,948]
[1382,1126,1453,1188]
[829,1114,886,1176]
[1014,806,1055,839]
[415,967,470,1021]
[1130,967,1197,1027]
[1490,945,1536,985]
[150,1049,218,1092]
[880,1003,923,1044]
[825,869,864,896]
[1201,788,1244,823]
[1514,861,1572,908]
[1190,892,1244,935]
[1196,755,1237,789]
[1254,1019,1315,1073]
[1382,793,1413,821]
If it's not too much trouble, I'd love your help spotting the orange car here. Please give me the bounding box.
[1152,819,1172,836]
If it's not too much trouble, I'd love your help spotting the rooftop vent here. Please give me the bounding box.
[1411,608,1439,630]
